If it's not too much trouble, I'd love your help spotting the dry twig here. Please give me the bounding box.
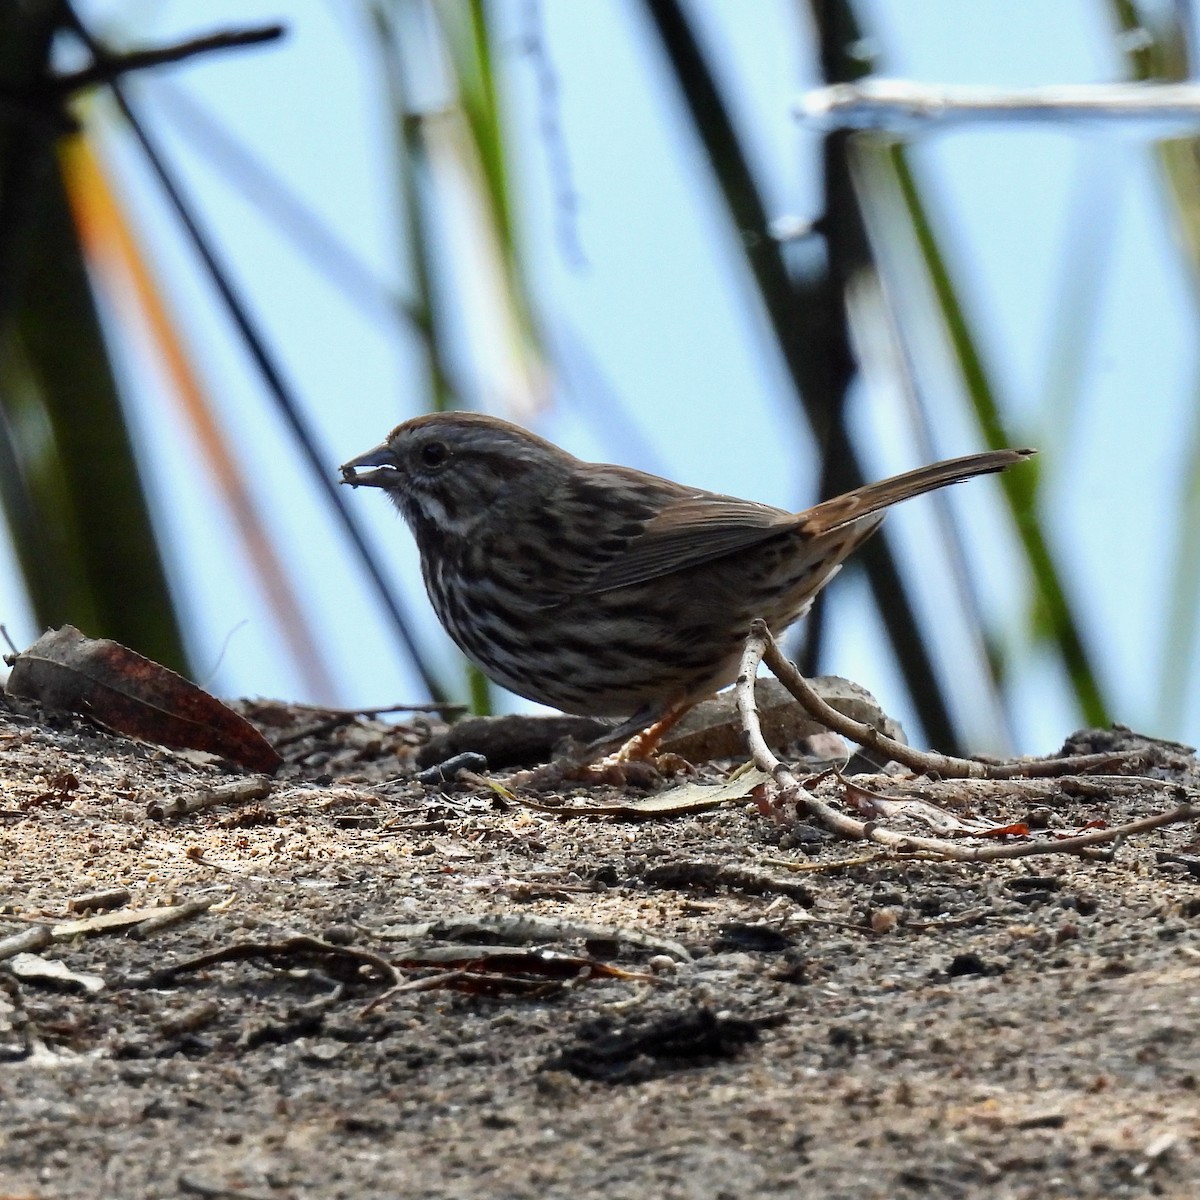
[0,925,53,962]
[147,776,272,820]
[136,935,401,992]
[753,622,1128,780]
[736,621,1199,862]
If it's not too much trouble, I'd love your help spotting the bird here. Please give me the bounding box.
[341,411,1033,752]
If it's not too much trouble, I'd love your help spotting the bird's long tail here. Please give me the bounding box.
[797,448,1035,535]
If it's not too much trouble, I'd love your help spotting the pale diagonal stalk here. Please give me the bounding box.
[431,0,544,365]
[150,78,422,334]
[880,142,1111,728]
[1036,150,1120,450]
[367,1,458,414]
[425,0,549,422]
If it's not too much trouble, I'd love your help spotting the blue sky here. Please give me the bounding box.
[7,0,1196,753]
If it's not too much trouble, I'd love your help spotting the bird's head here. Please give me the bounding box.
[340,411,574,537]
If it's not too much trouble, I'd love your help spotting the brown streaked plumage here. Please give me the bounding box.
[341,412,1033,732]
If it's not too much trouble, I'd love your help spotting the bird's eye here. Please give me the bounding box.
[418,441,449,469]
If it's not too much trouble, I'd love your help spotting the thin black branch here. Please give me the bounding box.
[60,5,448,702]
[56,26,285,95]
[0,24,285,122]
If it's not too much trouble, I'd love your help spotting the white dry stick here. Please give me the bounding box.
[754,622,1123,781]
[798,80,1200,134]
[736,621,1199,862]
[758,625,980,778]
[146,776,272,821]
[0,925,53,962]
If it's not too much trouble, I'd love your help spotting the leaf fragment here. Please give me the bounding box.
[6,625,280,771]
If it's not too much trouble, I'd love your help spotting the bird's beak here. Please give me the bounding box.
[339,443,399,488]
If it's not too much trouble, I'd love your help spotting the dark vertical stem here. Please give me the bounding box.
[640,0,961,749]
[0,1,188,668]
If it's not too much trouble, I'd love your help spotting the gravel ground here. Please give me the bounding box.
[1,694,1199,1199]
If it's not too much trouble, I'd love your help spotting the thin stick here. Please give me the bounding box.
[146,776,272,821]
[754,621,1130,780]
[736,623,1199,862]
[358,969,474,1016]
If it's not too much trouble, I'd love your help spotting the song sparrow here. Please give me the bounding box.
[341,412,1032,739]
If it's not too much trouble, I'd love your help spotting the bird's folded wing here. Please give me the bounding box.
[582,494,797,594]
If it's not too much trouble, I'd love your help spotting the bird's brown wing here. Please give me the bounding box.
[498,448,1033,607]
[581,492,799,594]
[487,467,800,605]
[577,447,1035,594]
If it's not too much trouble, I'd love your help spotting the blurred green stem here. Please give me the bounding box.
[0,5,187,669]
[883,144,1110,727]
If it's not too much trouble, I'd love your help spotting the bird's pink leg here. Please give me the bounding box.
[612,700,693,761]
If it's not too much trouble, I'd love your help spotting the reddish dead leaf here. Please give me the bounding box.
[978,822,1031,839]
[24,771,81,809]
[5,625,280,772]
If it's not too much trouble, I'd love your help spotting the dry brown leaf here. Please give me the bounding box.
[5,625,280,772]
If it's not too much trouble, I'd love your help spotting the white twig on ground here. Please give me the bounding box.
[753,622,1128,780]
[735,621,1199,862]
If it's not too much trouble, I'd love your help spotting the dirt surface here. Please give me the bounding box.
[2,692,1200,1199]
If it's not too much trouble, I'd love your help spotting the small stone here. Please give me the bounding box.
[870,907,900,934]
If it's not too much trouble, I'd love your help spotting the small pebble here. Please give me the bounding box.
[870,908,900,934]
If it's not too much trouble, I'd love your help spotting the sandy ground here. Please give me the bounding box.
[1,692,1199,1199]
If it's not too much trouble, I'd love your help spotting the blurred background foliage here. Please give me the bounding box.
[0,0,1197,753]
